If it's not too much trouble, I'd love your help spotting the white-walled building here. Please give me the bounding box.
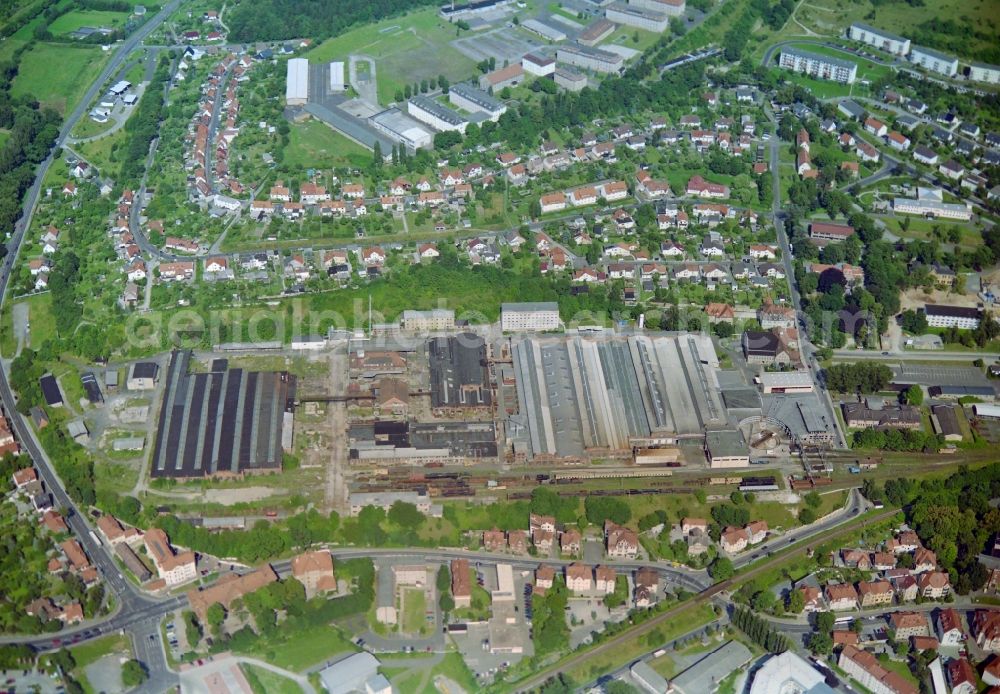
[501,302,560,332]
[328,61,345,92]
[969,62,1000,84]
[892,187,972,221]
[848,22,910,55]
[407,95,468,133]
[285,58,308,105]
[910,45,959,77]
[924,304,982,329]
[448,83,506,121]
[630,0,685,16]
[522,53,556,77]
[779,46,857,84]
[605,3,669,32]
[557,44,624,73]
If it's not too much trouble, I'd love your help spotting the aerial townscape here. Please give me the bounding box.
[1,0,1000,692]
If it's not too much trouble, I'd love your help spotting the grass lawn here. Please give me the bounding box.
[240,664,304,694]
[786,42,891,84]
[22,292,57,351]
[235,623,357,672]
[563,602,717,683]
[71,115,117,139]
[878,656,919,687]
[390,651,477,694]
[11,43,111,113]
[72,127,125,177]
[48,9,128,35]
[304,7,476,105]
[401,587,427,634]
[284,119,373,170]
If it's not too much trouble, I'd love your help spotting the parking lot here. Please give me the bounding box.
[892,364,990,387]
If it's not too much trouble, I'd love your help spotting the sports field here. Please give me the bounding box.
[48,9,128,35]
[11,43,110,112]
[305,7,477,105]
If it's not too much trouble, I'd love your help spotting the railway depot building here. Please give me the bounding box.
[150,350,295,478]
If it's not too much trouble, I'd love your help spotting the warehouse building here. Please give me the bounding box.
[910,45,958,76]
[521,18,567,42]
[369,107,433,152]
[578,19,616,47]
[328,61,345,92]
[758,371,814,394]
[557,44,624,73]
[439,0,514,19]
[605,3,669,33]
[511,334,726,460]
[778,46,857,84]
[501,302,561,332]
[448,83,506,121]
[930,404,963,442]
[150,350,295,478]
[407,95,468,133]
[479,63,524,91]
[847,22,910,56]
[630,0,685,16]
[285,58,308,105]
[428,333,492,409]
[348,420,497,461]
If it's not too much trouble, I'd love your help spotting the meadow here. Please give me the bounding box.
[11,43,110,112]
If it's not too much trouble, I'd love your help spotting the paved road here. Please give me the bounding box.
[733,489,867,569]
[763,102,848,448]
[831,350,1000,362]
[0,2,186,692]
[512,507,901,692]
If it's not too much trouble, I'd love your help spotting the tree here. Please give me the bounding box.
[786,589,805,613]
[804,491,821,508]
[708,557,734,581]
[815,611,835,633]
[437,564,451,593]
[900,309,928,335]
[904,384,924,406]
[807,631,833,655]
[751,590,775,612]
[388,501,425,529]
[206,603,226,637]
[121,660,147,688]
[798,508,817,524]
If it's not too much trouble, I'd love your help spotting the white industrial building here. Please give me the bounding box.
[328,61,345,92]
[910,45,958,76]
[778,46,857,84]
[969,62,1000,84]
[285,58,309,105]
[630,0,685,15]
[522,53,556,77]
[448,83,506,121]
[557,44,624,73]
[892,187,972,221]
[401,309,455,332]
[605,3,669,32]
[501,302,561,332]
[369,108,433,151]
[407,95,468,133]
[847,22,910,55]
[109,80,131,96]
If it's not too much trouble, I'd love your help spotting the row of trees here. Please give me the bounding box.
[119,54,171,184]
[731,607,791,654]
[227,0,439,42]
[823,362,893,394]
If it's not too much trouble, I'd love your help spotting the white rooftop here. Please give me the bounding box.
[749,652,837,694]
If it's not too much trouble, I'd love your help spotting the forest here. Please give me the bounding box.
[225,0,439,42]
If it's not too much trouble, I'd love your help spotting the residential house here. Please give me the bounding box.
[825,583,860,611]
[721,526,749,554]
[858,580,894,608]
[565,563,592,593]
[919,572,950,599]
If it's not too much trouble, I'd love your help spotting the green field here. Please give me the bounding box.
[236,623,357,672]
[66,633,131,694]
[304,7,476,105]
[48,9,128,35]
[240,664,304,694]
[72,126,125,177]
[11,43,110,112]
[401,587,427,634]
[284,119,373,170]
[389,652,478,693]
[71,114,117,139]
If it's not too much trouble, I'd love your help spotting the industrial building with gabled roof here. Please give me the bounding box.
[285,58,308,105]
[150,350,295,479]
[428,333,491,409]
